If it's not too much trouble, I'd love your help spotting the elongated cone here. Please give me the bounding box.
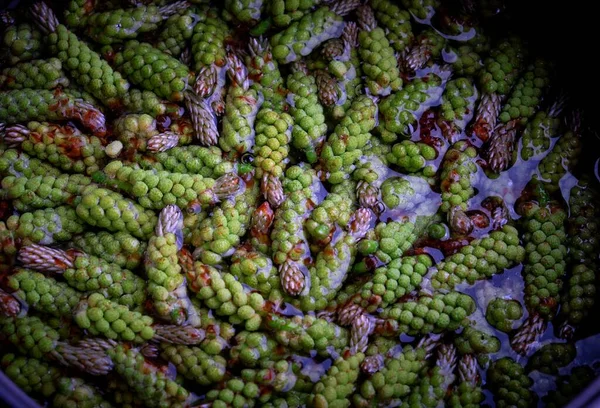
[0,288,21,317]
[263,173,284,208]
[471,93,503,142]
[147,132,180,152]
[356,180,379,210]
[361,354,384,374]
[351,313,374,354]
[18,244,75,273]
[448,205,473,235]
[185,92,218,145]
[511,314,547,356]
[485,120,518,172]
[280,259,305,296]
[153,324,205,345]
[52,342,114,376]
[194,65,218,98]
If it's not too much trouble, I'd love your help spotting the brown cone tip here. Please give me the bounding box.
[458,353,478,385]
[147,131,180,152]
[156,204,184,240]
[3,125,29,147]
[356,5,377,31]
[53,342,114,376]
[185,92,219,145]
[510,314,546,356]
[29,2,59,35]
[262,174,285,208]
[280,259,305,296]
[194,65,218,98]
[153,324,206,345]
[226,52,249,90]
[18,244,73,273]
[249,37,268,57]
[0,288,22,317]
[361,354,384,374]
[159,0,189,18]
[213,173,244,200]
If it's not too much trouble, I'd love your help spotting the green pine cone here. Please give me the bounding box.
[0,149,61,179]
[266,314,349,357]
[7,269,82,318]
[355,254,433,312]
[379,292,476,336]
[113,41,193,102]
[498,59,551,125]
[139,144,234,178]
[543,366,595,408]
[320,95,378,183]
[71,231,146,270]
[377,73,444,143]
[519,108,563,161]
[487,357,537,408]
[519,201,567,317]
[53,377,113,408]
[84,5,170,45]
[2,23,42,65]
[287,70,327,163]
[358,27,402,95]
[431,224,526,290]
[254,108,293,181]
[76,186,157,240]
[2,173,92,211]
[370,0,414,53]
[156,6,213,57]
[0,58,69,90]
[73,293,155,343]
[526,342,576,375]
[100,160,218,212]
[439,141,478,213]
[386,140,438,173]
[0,315,60,359]
[160,343,227,386]
[309,351,365,407]
[46,24,130,107]
[267,0,319,28]
[191,15,229,70]
[6,206,85,245]
[1,354,60,398]
[478,36,526,95]
[270,7,345,64]
[486,298,523,332]
[454,326,500,355]
[15,121,106,175]
[107,345,190,408]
